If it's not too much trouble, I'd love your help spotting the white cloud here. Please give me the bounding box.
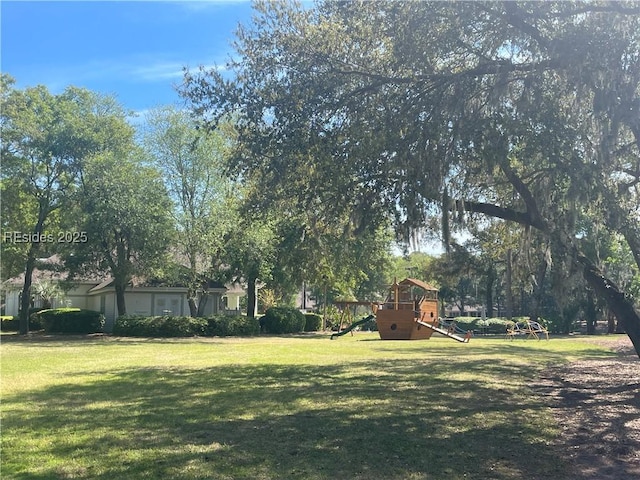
[130,62,187,82]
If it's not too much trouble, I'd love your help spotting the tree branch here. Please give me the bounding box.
[498,158,548,231]
[501,2,551,48]
[460,200,548,232]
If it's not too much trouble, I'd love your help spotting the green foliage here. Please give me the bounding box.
[1,316,17,331]
[303,313,323,332]
[113,315,207,337]
[545,309,579,335]
[261,307,306,334]
[26,308,46,330]
[141,107,238,313]
[206,314,260,337]
[359,315,378,332]
[1,77,135,330]
[224,217,277,316]
[32,308,105,334]
[0,314,43,332]
[451,316,526,335]
[67,150,174,316]
[182,1,640,351]
[113,315,259,337]
[258,288,279,313]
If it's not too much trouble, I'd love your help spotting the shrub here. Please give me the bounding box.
[449,317,481,333]
[207,314,260,337]
[33,308,105,334]
[543,315,572,334]
[479,317,515,334]
[1,316,17,331]
[449,316,540,334]
[1,312,45,331]
[303,313,323,332]
[113,315,206,337]
[359,315,378,331]
[26,308,46,330]
[156,315,207,337]
[112,315,151,337]
[261,307,306,334]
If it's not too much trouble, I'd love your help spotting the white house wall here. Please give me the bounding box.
[127,292,154,316]
[4,290,20,316]
[2,283,93,316]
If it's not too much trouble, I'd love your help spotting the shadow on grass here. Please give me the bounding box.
[3,356,572,480]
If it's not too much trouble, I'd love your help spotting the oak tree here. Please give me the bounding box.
[183,1,640,355]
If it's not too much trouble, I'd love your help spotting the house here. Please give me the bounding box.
[444,303,486,318]
[1,256,249,332]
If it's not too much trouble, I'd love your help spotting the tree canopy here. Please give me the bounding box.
[1,74,134,332]
[182,0,640,355]
[68,149,174,316]
[141,106,237,316]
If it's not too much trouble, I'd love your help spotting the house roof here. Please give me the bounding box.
[399,278,439,292]
[2,255,106,288]
[88,278,115,293]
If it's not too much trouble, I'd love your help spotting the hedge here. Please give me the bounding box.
[31,308,105,334]
[261,307,306,334]
[1,308,47,331]
[1,316,17,331]
[303,313,323,332]
[207,314,260,337]
[113,314,260,337]
[449,316,548,334]
[113,315,207,337]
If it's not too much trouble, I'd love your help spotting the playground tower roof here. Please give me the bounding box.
[399,278,439,292]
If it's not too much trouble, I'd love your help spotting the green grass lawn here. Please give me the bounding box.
[0,333,618,480]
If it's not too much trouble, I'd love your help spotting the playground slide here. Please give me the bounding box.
[415,320,470,343]
[439,318,468,336]
[330,314,376,339]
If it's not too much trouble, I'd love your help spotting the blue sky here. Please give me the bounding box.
[1,1,255,115]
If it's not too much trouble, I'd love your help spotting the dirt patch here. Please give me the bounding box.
[532,336,640,480]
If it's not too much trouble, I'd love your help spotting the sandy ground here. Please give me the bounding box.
[531,336,639,480]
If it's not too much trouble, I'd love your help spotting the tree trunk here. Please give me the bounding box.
[196,293,209,317]
[187,295,198,317]
[579,255,640,358]
[607,311,616,334]
[505,249,514,320]
[485,264,495,318]
[18,211,48,335]
[18,254,37,335]
[115,282,127,316]
[585,290,597,335]
[529,251,548,324]
[246,276,257,318]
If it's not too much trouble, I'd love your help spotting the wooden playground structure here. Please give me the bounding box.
[331,278,471,343]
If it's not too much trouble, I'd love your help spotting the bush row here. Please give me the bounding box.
[1,308,48,332]
[0,316,18,331]
[449,316,548,334]
[2,308,313,337]
[24,308,105,334]
[113,314,260,337]
[208,314,261,337]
